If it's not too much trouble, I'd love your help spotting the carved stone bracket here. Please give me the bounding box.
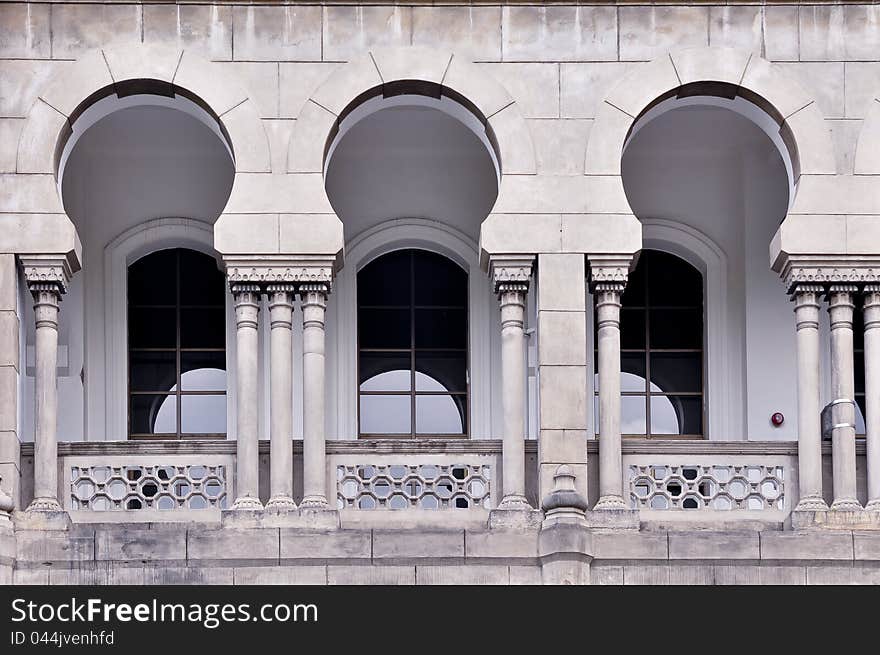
[19,255,75,296]
[587,254,636,293]
[488,254,534,295]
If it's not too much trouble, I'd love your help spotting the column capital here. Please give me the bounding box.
[223,255,336,291]
[827,284,859,298]
[19,255,74,296]
[776,253,880,294]
[587,254,634,293]
[488,254,534,295]
[791,283,825,299]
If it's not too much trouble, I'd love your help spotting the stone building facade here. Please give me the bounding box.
[2,1,880,585]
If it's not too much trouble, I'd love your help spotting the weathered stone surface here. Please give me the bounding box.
[776,63,845,119]
[416,564,509,585]
[50,3,142,60]
[232,5,322,62]
[412,6,502,61]
[708,6,763,54]
[502,5,617,62]
[537,254,586,312]
[234,565,326,585]
[764,5,800,62]
[323,6,410,62]
[854,533,880,560]
[827,119,861,176]
[560,63,631,119]
[591,563,624,585]
[669,531,760,560]
[480,63,558,119]
[845,64,880,119]
[539,366,587,430]
[509,565,542,585]
[328,564,415,585]
[280,530,370,561]
[537,310,587,366]
[0,60,73,118]
[530,119,591,176]
[187,527,278,563]
[538,430,587,467]
[373,530,464,560]
[279,63,338,119]
[16,528,94,563]
[144,3,233,61]
[592,532,668,560]
[95,526,186,562]
[465,530,538,560]
[0,3,50,59]
[225,62,279,119]
[761,531,854,561]
[619,6,708,62]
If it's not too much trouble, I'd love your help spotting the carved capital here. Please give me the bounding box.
[587,254,635,293]
[223,255,336,291]
[777,254,880,293]
[19,255,74,296]
[488,255,534,295]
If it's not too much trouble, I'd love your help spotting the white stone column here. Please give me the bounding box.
[266,285,296,510]
[26,282,63,512]
[593,281,627,510]
[498,280,530,509]
[864,286,880,511]
[827,285,861,511]
[793,285,828,511]
[300,283,329,509]
[231,284,263,510]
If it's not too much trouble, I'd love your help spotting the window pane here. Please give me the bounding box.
[359,395,411,434]
[179,251,225,306]
[856,397,866,435]
[621,352,647,392]
[621,396,647,435]
[415,308,466,348]
[130,351,176,392]
[649,309,702,349]
[651,395,702,435]
[646,252,702,306]
[416,395,466,434]
[131,394,176,435]
[650,352,702,393]
[620,309,646,349]
[181,351,226,391]
[414,251,467,306]
[180,308,226,348]
[180,394,226,434]
[416,351,467,392]
[621,259,646,304]
[359,308,411,349]
[358,250,411,306]
[128,249,177,305]
[359,352,411,391]
[129,307,176,348]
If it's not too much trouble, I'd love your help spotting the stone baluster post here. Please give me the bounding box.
[266,284,296,510]
[827,285,861,511]
[300,283,329,509]
[231,284,263,510]
[864,286,880,511]
[792,285,828,511]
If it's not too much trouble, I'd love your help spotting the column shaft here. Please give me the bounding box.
[27,285,62,512]
[232,285,262,510]
[828,286,861,510]
[594,283,627,510]
[266,286,296,510]
[793,286,828,510]
[865,287,880,511]
[498,284,530,509]
[300,284,328,509]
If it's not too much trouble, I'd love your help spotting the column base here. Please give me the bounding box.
[865,499,880,512]
[488,507,543,530]
[14,507,71,531]
[592,494,630,511]
[230,495,264,511]
[794,495,829,512]
[265,495,298,511]
[299,495,330,510]
[497,494,532,511]
[583,507,640,531]
[830,497,863,512]
[790,508,880,531]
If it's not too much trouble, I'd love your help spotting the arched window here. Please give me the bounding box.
[128,248,227,439]
[595,249,705,438]
[357,249,469,438]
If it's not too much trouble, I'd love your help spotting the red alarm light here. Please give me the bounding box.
[771,412,784,427]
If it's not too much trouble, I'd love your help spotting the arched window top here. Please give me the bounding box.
[357,249,469,438]
[596,249,705,439]
[128,248,227,439]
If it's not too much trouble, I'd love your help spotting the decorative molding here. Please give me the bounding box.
[777,255,880,293]
[19,255,74,295]
[587,254,635,292]
[224,255,337,289]
[488,254,534,294]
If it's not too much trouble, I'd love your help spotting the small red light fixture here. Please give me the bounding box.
[771,412,785,427]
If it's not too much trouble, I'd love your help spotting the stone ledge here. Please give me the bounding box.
[668,531,760,560]
[760,531,855,561]
[790,509,880,531]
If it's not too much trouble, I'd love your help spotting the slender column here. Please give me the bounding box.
[231,284,262,510]
[793,285,828,511]
[497,281,530,509]
[827,285,861,511]
[864,286,880,511]
[265,285,296,510]
[594,282,627,510]
[26,283,63,512]
[300,284,329,509]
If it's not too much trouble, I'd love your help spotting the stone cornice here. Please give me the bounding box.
[777,254,880,294]
[488,254,534,294]
[18,255,75,295]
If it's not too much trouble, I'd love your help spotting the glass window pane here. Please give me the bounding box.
[416,351,467,392]
[359,352,411,391]
[650,352,702,393]
[130,351,176,392]
[129,307,176,348]
[359,308,410,349]
[415,308,466,348]
[358,250,411,306]
[856,396,866,435]
[620,309,646,349]
[621,352,647,392]
[621,396,647,435]
[414,251,467,306]
[621,259,646,304]
[128,249,177,305]
[416,395,466,435]
[646,252,702,306]
[179,250,225,306]
[181,351,226,391]
[651,395,702,436]
[131,394,176,435]
[359,395,411,434]
[649,309,702,349]
[180,394,226,434]
[180,308,226,348]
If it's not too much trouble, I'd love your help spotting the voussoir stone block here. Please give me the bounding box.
[288,100,336,174]
[371,46,452,87]
[173,51,247,118]
[478,63,557,119]
[373,530,464,560]
[670,46,752,87]
[760,531,854,561]
[309,54,383,118]
[15,99,69,175]
[740,57,813,121]
[669,531,760,560]
[222,99,271,174]
[279,530,371,561]
[40,50,113,120]
[560,63,632,120]
[783,103,836,175]
[279,63,339,119]
[0,61,73,118]
[223,62,279,120]
[605,57,680,120]
[444,59,513,120]
[103,44,182,87]
[95,526,186,562]
[187,527,278,563]
[489,104,536,175]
